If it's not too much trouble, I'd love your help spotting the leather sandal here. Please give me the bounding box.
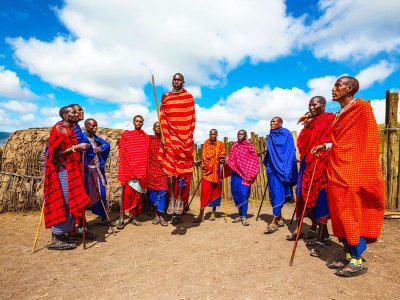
[241,218,249,226]
[335,263,368,277]
[159,217,168,226]
[174,200,184,215]
[264,223,278,234]
[209,213,216,221]
[152,215,160,225]
[326,259,349,269]
[167,199,176,215]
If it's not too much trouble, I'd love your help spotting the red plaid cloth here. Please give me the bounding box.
[158,90,196,176]
[118,130,150,188]
[328,99,385,245]
[297,112,334,208]
[44,124,90,228]
[148,135,168,191]
[225,140,259,186]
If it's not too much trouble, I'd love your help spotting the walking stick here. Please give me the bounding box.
[185,178,203,213]
[116,186,125,229]
[221,165,228,223]
[32,200,45,253]
[256,183,268,221]
[290,206,296,224]
[289,156,319,266]
[151,75,165,144]
[99,197,116,236]
[82,207,86,250]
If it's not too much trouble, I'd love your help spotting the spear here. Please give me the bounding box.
[151,75,165,144]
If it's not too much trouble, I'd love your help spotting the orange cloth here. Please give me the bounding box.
[327,99,385,245]
[158,90,196,176]
[202,139,227,183]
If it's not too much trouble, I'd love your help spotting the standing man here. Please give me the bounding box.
[194,129,227,223]
[147,122,169,226]
[224,130,259,226]
[117,115,150,227]
[289,96,335,257]
[263,117,298,234]
[44,106,90,250]
[159,73,196,223]
[313,76,385,277]
[82,118,111,224]
[70,104,85,143]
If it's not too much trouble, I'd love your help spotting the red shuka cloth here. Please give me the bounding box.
[148,135,168,191]
[44,124,90,228]
[225,140,259,186]
[118,130,150,188]
[328,99,385,245]
[202,139,227,183]
[200,179,221,208]
[123,185,143,217]
[158,90,196,177]
[297,112,334,210]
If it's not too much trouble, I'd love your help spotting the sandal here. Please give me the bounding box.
[115,220,125,230]
[277,220,285,227]
[310,242,325,257]
[159,217,168,226]
[241,218,249,226]
[335,263,368,277]
[232,217,242,223]
[128,216,142,226]
[326,259,349,269]
[193,215,204,223]
[264,223,278,234]
[174,200,184,215]
[167,199,176,215]
[286,232,303,241]
[152,216,160,225]
[209,213,216,221]
[48,236,77,251]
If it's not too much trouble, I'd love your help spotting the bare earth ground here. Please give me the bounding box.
[0,198,399,300]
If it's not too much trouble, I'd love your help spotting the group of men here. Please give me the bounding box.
[263,76,384,277]
[43,73,384,278]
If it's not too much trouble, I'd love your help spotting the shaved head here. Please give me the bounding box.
[338,76,359,95]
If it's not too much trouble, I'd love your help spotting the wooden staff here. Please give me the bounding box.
[255,183,268,221]
[81,151,86,250]
[151,75,165,144]
[289,156,319,266]
[32,200,45,253]
[116,186,125,229]
[185,177,203,213]
[221,165,228,223]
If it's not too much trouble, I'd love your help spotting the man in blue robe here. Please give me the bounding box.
[263,117,298,234]
[82,118,110,223]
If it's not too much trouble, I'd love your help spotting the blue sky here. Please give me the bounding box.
[0,0,399,141]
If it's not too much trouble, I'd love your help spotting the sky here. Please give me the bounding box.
[0,0,399,141]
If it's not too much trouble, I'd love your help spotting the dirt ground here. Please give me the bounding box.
[0,198,399,299]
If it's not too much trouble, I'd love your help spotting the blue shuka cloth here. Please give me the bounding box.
[147,189,167,213]
[208,165,222,207]
[231,171,250,218]
[341,237,367,258]
[263,127,298,216]
[82,132,110,219]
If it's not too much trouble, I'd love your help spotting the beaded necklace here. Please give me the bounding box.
[333,98,356,124]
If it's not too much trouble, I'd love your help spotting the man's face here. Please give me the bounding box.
[153,122,160,135]
[309,98,325,117]
[64,107,78,123]
[85,120,98,136]
[209,130,218,142]
[237,130,246,142]
[332,78,351,102]
[134,117,144,130]
[270,118,282,130]
[172,74,184,90]
[73,105,84,121]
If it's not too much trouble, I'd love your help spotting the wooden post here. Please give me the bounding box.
[382,91,389,191]
[386,92,398,210]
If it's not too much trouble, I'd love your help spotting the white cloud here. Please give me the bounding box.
[356,60,396,90]
[0,66,36,99]
[40,106,59,116]
[370,99,385,124]
[307,76,337,100]
[21,113,35,121]
[0,100,38,113]
[305,0,400,61]
[9,0,304,103]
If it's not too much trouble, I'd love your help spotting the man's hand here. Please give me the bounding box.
[311,144,326,156]
[219,158,226,164]
[298,112,312,128]
[77,143,90,151]
[94,147,102,154]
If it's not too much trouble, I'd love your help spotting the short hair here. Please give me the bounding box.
[339,76,359,95]
[173,73,185,81]
[133,115,144,121]
[209,128,218,134]
[84,118,97,126]
[311,96,326,105]
[59,106,70,118]
[153,121,159,127]
[272,116,283,124]
[69,104,82,109]
[239,129,247,135]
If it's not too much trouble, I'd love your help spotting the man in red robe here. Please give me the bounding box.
[194,129,227,222]
[313,76,385,277]
[117,115,150,228]
[159,73,196,224]
[289,96,334,257]
[44,106,91,250]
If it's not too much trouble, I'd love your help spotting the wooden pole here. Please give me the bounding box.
[32,201,45,253]
[387,92,399,210]
[151,75,165,144]
[382,91,389,193]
